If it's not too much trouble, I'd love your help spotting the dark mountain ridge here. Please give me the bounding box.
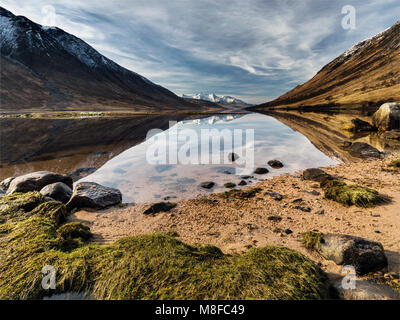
[0,7,198,111]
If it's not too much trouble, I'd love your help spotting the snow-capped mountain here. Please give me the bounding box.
[181,93,250,106]
[0,6,196,111]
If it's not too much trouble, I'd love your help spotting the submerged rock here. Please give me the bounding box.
[331,279,400,300]
[6,171,73,195]
[302,168,331,183]
[66,182,122,210]
[372,102,400,131]
[40,182,72,203]
[200,181,215,189]
[303,232,388,276]
[268,160,284,169]
[0,177,14,191]
[143,202,177,215]
[348,142,381,158]
[341,118,373,132]
[228,152,239,162]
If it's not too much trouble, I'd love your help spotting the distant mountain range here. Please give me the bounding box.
[254,20,400,110]
[0,7,206,112]
[181,93,251,106]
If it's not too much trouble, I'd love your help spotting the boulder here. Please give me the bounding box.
[341,118,373,132]
[0,177,14,191]
[331,279,400,300]
[200,181,215,189]
[319,234,388,275]
[40,182,72,203]
[348,142,381,158]
[372,102,400,131]
[268,160,284,169]
[6,171,73,195]
[66,182,122,210]
[224,182,236,188]
[302,168,331,183]
[143,202,177,215]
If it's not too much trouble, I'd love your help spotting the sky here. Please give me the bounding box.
[1,0,399,104]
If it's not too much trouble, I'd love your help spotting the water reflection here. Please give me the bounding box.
[78,113,338,203]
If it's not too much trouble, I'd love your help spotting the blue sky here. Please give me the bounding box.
[1,0,399,104]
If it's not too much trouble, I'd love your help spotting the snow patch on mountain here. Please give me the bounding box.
[181,93,249,105]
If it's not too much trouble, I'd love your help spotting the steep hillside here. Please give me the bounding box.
[0,7,199,112]
[254,21,400,110]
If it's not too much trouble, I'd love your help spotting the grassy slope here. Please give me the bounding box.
[0,192,327,300]
[253,22,400,110]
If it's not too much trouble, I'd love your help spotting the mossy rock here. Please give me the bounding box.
[30,201,67,226]
[0,211,328,300]
[0,192,45,223]
[322,179,390,207]
[302,231,323,251]
[57,222,92,251]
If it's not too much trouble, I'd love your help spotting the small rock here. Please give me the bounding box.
[267,160,284,169]
[40,182,72,203]
[228,152,239,162]
[302,190,321,196]
[254,168,269,175]
[66,182,122,210]
[265,190,283,201]
[292,198,303,203]
[348,142,381,158]
[224,182,236,188]
[284,229,293,235]
[267,216,282,222]
[240,175,253,180]
[238,180,247,186]
[143,202,177,215]
[315,210,325,215]
[331,279,400,300]
[200,181,215,189]
[302,168,332,183]
[294,205,312,212]
[6,171,73,195]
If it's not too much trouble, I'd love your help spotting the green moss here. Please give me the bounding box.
[302,232,323,251]
[220,188,262,200]
[321,179,390,207]
[0,192,45,223]
[0,192,328,300]
[57,222,92,251]
[29,201,67,226]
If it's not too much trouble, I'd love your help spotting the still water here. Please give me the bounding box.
[77,113,339,203]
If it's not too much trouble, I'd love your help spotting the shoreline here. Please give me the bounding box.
[70,152,400,282]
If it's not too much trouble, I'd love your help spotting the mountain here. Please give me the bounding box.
[0,7,201,112]
[181,93,251,106]
[254,21,400,110]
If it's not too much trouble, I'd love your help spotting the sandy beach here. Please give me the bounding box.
[70,153,400,280]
